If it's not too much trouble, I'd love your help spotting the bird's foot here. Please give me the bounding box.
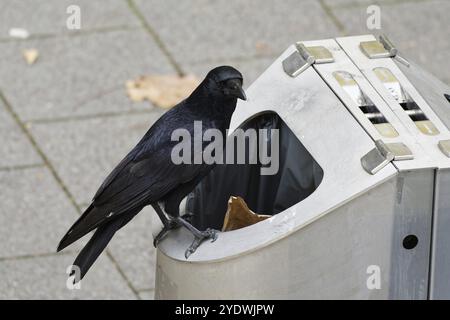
[184,228,218,259]
[153,219,179,247]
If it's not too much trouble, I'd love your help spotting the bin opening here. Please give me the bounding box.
[186,112,324,230]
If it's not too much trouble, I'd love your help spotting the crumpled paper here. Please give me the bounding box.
[222,196,271,232]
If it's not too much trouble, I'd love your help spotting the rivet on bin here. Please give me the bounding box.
[438,140,450,158]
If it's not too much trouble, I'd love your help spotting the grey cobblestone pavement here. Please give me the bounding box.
[0,0,448,299]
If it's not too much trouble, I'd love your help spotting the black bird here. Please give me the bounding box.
[57,66,246,282]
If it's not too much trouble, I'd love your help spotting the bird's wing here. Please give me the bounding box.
[94,145,204,212]
[92,152,136,201]
[57,142,206,251]
[91,104,184,201]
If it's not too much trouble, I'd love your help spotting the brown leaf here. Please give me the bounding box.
[222,196,271,232]
[23,48,39,65]
[126,74,200,109]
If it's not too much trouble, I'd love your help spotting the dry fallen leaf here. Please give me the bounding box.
[23,48,39,65]
[222,196,271,232]
[126,74,200,109]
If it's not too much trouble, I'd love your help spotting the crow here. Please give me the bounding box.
[57,66,246,282]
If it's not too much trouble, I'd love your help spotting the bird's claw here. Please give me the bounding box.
[153,227,170,247]
[153,219,179,247]
[184,228,218,259]
[207,228,219,242]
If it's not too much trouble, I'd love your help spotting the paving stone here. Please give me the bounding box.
[0,167,80,258]
[133,0,340,65]
[323,0,374,6]
[0,101,42,168]
[0,254,136,299]
[0,0,140,38]
[332,0,450,82]
[138,289,155,300]
[29,112,164,205]
[327,0,439,8]
[0,29,174,121]
[323,0,420,8]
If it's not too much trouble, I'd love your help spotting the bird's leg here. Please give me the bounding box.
[175,217,219,259]
[152,203,179,247]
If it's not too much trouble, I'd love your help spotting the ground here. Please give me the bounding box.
[0,0,448,299]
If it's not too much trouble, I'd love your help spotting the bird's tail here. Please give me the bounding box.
[69,213,136,283]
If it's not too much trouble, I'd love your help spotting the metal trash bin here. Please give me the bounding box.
[153,34,450,299]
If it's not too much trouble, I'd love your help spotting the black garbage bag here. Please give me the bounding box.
[186,112,323,230]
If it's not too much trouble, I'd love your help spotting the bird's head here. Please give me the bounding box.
[203,66,247,101]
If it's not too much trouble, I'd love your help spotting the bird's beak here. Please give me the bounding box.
[236,84,247,101]
[227,79,247,100]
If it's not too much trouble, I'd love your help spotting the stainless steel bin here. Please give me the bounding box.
[154,35,450,299]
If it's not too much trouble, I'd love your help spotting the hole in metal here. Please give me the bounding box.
[333,71,398,137]
[403,234,418,250]
[374,67,439,135]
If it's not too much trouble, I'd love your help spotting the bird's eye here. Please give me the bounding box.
[224,79,242,88]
